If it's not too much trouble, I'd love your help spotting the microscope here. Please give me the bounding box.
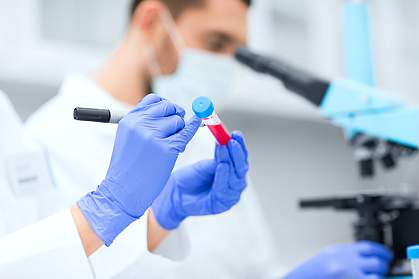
[235,47,418,178]
[234,1,419,277]
[234,0,418,178]
[300,194,419,276]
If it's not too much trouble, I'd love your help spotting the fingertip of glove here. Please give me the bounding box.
[141,93,165,105]
[184,117,202,135]
[227,139,246,160]
[229,132,247,150]
[228,138,240,148]
[231,130,244,139]
[189,115,202,125]
[356,241,393,259]
[186,116,202,133]
[174,104,186,118]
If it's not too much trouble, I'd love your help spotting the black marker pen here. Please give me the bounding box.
[73,108,127,124]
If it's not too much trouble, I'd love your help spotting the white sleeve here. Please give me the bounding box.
[88,212,148,279]
[89,210,191,279]
[0,209,190,279]
[154,224,190,261]
[0,209,94,279]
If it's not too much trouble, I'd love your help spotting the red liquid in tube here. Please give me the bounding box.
[206,123,231,145]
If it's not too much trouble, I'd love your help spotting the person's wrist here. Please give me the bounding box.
[71,205,103,256]
[147,209,170,252]
[78,184,137,247]
[152,186,186,230]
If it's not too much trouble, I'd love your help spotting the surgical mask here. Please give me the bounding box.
[148,10,239,115]
[152,48,238,116]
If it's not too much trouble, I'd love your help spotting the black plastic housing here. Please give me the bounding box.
[235,47,330,106]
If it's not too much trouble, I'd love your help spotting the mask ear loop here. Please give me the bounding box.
[145,46,162,78]
[160,8,185,56]
[146,8,185,79]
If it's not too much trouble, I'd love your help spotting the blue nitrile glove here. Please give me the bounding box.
[284,241,393,279]
[78,94,201,246]
[152,131,249,230]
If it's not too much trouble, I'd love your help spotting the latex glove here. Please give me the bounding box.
[284,241,393,279]
[78,94,201,246]
[152,131,249,230]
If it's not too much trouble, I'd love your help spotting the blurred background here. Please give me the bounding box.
[1,0,419,268]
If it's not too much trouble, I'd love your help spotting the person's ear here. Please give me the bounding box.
[131,0,166,38]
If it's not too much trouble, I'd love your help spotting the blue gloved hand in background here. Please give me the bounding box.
[152,131,249,230]
[284,241,393,279]
[78,94,201,246]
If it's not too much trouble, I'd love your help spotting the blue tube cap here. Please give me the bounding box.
[407,245,419,259]
[192,96,214,119]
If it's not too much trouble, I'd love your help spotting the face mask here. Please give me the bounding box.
[152,48,239,116]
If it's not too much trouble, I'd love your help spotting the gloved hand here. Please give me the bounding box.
[78,94,201,246]
[152,131,249,230]
[284,241,393,279]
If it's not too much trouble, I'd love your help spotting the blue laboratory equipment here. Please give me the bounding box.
[235,48,417,178]
[408,246,419,279]
[344,0,375,85]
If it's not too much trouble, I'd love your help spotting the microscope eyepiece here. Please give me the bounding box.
[235,47,330,106]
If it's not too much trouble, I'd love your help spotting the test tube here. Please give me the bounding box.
[192,96,231,145]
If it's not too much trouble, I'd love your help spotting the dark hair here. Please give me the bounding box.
[130,0,252,19]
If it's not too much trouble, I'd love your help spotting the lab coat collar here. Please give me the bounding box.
[59,74,132,112]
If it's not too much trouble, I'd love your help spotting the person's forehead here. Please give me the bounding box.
[175,0,248,39]
[202,0,248,17]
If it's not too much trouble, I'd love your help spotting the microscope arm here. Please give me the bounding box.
[332,106,419,149]
[320,79,402,117]
[235,48,414,149]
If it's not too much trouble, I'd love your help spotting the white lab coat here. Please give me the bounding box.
[25,75,282,279]
[0,90,91,278]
